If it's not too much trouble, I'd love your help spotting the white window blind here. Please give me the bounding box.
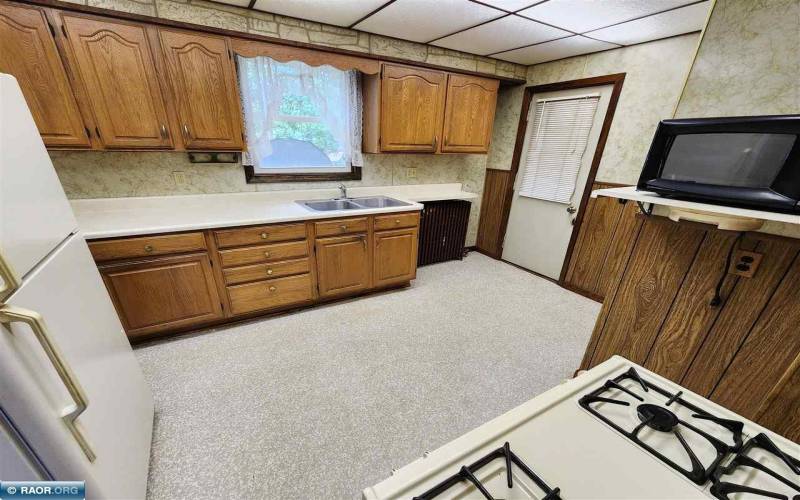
[518,95,600,203]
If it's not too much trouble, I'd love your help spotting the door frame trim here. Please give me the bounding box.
[497,73,626,283]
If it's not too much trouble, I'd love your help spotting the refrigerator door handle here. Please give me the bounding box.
[0,250,21,302]
[0,305,96,462]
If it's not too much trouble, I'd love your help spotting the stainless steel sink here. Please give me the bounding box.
[350,196,411,209]
[301,199,362,211]
[298,196,411,211]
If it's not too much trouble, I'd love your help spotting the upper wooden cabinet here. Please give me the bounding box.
[158,29,243,151]
[0,4,89,148]
[59,14,172,149]
[363,64,499,154]
[378,64,447,153]
[441,74,498,153]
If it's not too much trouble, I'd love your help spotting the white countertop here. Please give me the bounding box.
[71,183,478,239]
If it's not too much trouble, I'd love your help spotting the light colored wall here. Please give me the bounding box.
[484,34,700,184]
[674,0,800,238]
[48,0,527,246]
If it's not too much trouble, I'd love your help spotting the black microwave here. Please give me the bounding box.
[637,115,800,214]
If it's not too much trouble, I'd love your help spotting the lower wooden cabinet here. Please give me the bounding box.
[373,228,419,288]
[91,211,421,340]
[97,252,223,338]
[315,233,370,299]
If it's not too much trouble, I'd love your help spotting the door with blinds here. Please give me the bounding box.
[502,85,613,279]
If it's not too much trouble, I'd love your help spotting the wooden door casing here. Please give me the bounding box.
[0,3,89,147]
[315,234,370,298]
[441,74,498,153]
[373,228,418,287]
[158,29,243,150]
[59,13,172,149]
[380,64,446,152]
[99,252,223,337]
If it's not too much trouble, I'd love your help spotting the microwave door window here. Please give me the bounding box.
[661,133,795,188]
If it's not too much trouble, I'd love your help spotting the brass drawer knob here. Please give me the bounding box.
[264,251,271,258]
[268,286,277,292]
[260,232,268,239]
[144,245,154,253]
[266,269,273,275]
[340,225,347,231]
[395,219,400,224]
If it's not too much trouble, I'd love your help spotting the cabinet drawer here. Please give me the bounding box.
[227,273,313,316]
[223,258,309,285]
[218,240,308,268]
[374,212,420,231]
[214,223,306,248]
[314,217,368,238]
[89,232,206,261]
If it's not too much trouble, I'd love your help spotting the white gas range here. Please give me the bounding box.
[363,356,799,500]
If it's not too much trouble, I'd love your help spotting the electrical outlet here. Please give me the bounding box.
[172,171,188,188]
[406,167,417,180]
[729,249,763,278]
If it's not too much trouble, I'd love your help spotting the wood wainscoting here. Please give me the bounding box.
[562,182,642,301]
[579,214,800,441]
[475,168,512,258]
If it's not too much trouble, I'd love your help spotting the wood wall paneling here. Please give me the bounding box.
[754,354,800,441]
[589,218,705,365]
[475,168,511,258]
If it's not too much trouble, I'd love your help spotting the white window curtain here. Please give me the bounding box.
[518,95,600,203]
[236,56,363,173]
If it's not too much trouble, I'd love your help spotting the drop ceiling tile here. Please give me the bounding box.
[588,2,709,45]
[251,0,388,27]
[354,0,505,43]
[210,0,251,7]
[475,0,546,12]
[519,0,695,33]
[493,35,617,64]
[435,15,570,55]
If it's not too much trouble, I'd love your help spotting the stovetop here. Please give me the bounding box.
[363,357,799,500]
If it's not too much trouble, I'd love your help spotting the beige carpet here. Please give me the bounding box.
[135,253,601,499]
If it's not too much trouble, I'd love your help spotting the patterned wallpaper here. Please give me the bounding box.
[674,0,800,239]
[484,33,700,185]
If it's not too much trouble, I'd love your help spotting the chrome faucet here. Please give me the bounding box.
[338,183,348,199]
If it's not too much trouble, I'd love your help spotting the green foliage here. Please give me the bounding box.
[272,120,340,159]
[279,95,319,117]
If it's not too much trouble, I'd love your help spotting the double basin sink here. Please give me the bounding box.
[298,196,411,212]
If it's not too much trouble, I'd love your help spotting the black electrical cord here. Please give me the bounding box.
[709,232,744,307]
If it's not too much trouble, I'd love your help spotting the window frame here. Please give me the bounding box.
[236,55,363,183]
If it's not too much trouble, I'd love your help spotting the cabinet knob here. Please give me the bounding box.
[340,225,347,231]
[395,219,400,224]
[144,245,153,253]
[268,286,277,292]
[264,251,271,258]
[266,269,273,275]
[260,232,268,239]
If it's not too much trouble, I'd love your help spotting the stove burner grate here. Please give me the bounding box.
[579,367,744,485]
[412,442,561,500]
[711,433,800,500]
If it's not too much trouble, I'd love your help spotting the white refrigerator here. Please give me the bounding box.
[0,74,154,498]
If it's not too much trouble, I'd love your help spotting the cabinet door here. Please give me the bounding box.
[98,253,223,338]
[0,4,89,147]
[60,14,172,149]
[315,234,370,298]
[441,74,498,153]
[380,64,446,152]
[373,228,418,287]
[159,30,243,150]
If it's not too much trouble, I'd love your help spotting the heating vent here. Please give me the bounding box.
[418,200,471,267]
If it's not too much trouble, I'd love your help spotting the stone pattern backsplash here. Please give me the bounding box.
[51,151,488,245]
[66,0,527,79]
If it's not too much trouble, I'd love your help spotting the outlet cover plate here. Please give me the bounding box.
[729,249,763,278]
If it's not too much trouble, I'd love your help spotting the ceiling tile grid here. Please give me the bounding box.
[208,0,711,67]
